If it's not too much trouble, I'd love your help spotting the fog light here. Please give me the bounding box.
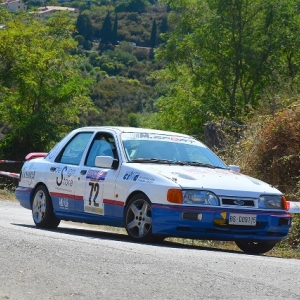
[278,218,291,226]
[182,212,202,221]
[214,219,226,225]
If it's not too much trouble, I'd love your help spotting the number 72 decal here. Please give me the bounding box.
[84,181,104,215]
[88,182,100,207]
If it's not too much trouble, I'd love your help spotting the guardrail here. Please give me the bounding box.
[0,159,23,190]
[0,158,299,213]
[0,170,20,179]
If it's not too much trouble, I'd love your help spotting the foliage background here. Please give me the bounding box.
[0,0,300,253]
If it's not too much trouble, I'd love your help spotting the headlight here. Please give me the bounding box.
[183,190,220,206]
[258,195,285,209]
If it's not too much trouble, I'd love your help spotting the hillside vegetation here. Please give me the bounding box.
[0,0,300,251]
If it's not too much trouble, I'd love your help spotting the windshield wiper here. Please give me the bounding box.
[177,161,226,169]
[130,158,178,165]
[130,158,175,164]
[129,158,226,169]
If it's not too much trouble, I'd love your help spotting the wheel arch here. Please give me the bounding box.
[30,182,50,208]
[124,190,150,208]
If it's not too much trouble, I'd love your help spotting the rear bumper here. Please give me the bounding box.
[152,203,292,242]
[15,186,33,210]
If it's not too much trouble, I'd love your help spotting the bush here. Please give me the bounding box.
[281,214,300,249]
[214,110,300,253]
[242,105,300,195]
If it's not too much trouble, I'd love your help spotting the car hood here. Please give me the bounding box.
[129,163,281,197]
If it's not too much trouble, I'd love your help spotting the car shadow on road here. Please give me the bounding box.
[12,221,254,256]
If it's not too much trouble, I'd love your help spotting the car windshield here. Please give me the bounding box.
[122,133,228,169]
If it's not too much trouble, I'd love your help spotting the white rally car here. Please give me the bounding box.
[15,126,292,254]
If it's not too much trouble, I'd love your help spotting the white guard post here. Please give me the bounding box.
[287,201,300,213]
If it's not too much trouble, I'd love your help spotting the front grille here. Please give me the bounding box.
[221,197,256,207]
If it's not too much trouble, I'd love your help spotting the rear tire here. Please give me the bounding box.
[32,185,60,229]
[235,241,277,254]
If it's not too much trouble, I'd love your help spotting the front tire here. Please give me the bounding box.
[235,241,277,254]
[125,194,154,242]
[32,185,60,229]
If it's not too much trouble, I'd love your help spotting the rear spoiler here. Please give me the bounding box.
[25,152,48,161]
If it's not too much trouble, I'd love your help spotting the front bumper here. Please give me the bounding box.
[152,203,292,242]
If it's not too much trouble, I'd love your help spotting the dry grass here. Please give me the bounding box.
[165,238,300,259]
[0,188,17,202]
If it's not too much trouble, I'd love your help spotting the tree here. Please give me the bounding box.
[76,13,93,41]
[160,17,168,34]
[155,0,300,136]
[112,13,118,45]
[100,11,112,44]
[150,19,157,48]
[158,16,168,44]
[115,0,148,13]
[127,0,148,13]
[89,77,155,126]
[0,12,96,159]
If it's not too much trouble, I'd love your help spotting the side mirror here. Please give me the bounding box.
[95,156,119,169]
[228,165,240,173]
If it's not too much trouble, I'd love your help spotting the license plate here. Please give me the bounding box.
[229,213,257,226]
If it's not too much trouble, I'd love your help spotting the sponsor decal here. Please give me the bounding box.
[171,172,196,180]
[84,206,103,214]
[123,171,140,181]
[21,169,35,185]
[66,147,85,158]
[56,166,75,187]
[86,170,108,181]
[186,168,232,175]
[122,133,196,144]
[123,171,154,183]
[59,197,69,210]
[22,170,35,179]
[136,175,155,183]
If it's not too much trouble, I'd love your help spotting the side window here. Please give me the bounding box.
[85,133,117,167]
[58,132,93,165]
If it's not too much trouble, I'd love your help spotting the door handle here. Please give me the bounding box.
[50,167,56,172]
[80,170,87,175]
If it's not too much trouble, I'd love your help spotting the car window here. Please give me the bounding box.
[85,133,117,167]
[59,132,93,165]
[123,138,227,168]
[132,141,180,160]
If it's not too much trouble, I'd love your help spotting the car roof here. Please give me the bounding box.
[74,126,194,139]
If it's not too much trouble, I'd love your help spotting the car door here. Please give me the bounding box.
[46,131,94,214]
[73,132,120,218]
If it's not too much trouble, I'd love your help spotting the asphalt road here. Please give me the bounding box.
[1,199,300,300]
